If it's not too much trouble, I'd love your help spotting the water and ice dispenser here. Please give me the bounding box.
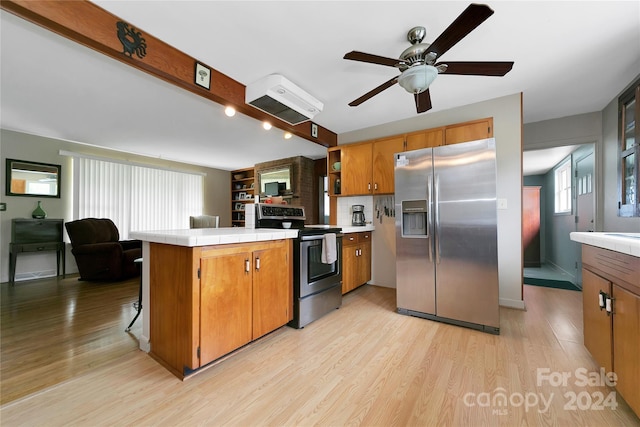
[401,200,428,238]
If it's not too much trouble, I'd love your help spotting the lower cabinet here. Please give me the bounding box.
[149,239,292,378]
[342,232,371,294]
[581,245,640,417]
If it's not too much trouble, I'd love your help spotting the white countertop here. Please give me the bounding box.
[130,228,298,247]
[130,224,375,247]
[570,232,640,257]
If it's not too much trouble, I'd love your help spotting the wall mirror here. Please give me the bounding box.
[5,159,61,198]
[258,165,291,196]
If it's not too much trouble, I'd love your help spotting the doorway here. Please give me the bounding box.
[574,151,595,287]
[522,143,595,290]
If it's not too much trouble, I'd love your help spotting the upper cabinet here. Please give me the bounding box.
[329,118,490,196]
[372,136,404,194]
[444,118,493,145]
[406,128,444,151]
[341,143,373,196]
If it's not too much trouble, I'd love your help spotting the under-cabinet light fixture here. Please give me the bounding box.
[224,106,236,117]
[263,121,272,130]
[284,132,293,140]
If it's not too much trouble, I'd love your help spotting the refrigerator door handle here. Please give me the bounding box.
[427,174,433,262]
[434,174,441,265]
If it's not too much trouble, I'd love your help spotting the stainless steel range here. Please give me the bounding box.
[253,203,343,328]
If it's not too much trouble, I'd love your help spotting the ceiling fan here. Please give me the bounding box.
[344,3,514,113]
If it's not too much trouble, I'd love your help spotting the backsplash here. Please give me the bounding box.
[336,195,397,226]
[336,196,373,226]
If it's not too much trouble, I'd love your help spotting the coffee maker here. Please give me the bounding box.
[351,205,365,226]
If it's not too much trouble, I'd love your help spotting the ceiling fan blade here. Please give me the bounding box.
[427,4,494,58]
[436,61,514,76]
[344,51,404,68]
[348,76,399,106]
[414,89,432,113]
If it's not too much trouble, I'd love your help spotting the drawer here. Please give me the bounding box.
[11,241,63,253]
[583,245,640,295]
[343,232,371,246]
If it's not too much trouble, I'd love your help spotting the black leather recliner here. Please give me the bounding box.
[65,218,141,281]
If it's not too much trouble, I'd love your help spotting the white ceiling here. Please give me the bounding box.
[522,145,579,176]
[1,1,639,172]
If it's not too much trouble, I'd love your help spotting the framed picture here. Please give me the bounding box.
[195,62,211,90]
[235,202,243,211]
[244,193,253,200]
[239,192,246,200]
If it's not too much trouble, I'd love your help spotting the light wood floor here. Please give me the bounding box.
[1,276,639,426]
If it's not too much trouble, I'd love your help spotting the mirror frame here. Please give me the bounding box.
[5,158,61,198]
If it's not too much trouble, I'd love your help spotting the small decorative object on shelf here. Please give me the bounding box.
[31,201,47,219]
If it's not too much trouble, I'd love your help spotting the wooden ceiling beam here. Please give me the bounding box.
[1,0,337,147]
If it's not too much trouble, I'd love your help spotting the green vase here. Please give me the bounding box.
[32,201,47,219]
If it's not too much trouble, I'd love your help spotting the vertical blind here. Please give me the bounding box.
[75,157,203,239]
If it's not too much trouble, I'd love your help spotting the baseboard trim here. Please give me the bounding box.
[500,298,526,310]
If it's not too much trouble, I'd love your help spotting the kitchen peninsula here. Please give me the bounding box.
[129,228,297,379]
[570,232,640,417]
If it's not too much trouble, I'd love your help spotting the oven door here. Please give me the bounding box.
[297,234,342,299]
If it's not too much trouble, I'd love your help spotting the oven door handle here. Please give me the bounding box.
[300,233,344,241]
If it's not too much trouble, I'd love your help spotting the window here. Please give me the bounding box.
[74,156,203,239]
[618,78,640,217]
[554,157,572,214]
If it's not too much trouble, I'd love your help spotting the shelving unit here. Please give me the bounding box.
[328,149,341,196]
[231,167,255,227]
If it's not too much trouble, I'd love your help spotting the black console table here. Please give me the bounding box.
[9,218,65,286]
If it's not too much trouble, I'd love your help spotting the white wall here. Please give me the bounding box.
[339,93,525,309]
[0,129,230,283]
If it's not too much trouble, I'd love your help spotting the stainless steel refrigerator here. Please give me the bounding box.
[395,138,499,334]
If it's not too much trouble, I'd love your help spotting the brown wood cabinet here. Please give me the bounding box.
[149,239,292,378]
[342,232,371,294]
[372,136,404,194]
[581,245,640,417]
[444,117,493,145]
[582,268,613,373]
[340,143,373,196]
[406,128,444,151]
[523,186,541,267]
[327,118,490,197]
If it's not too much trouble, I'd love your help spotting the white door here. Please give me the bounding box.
[575,152,595,287]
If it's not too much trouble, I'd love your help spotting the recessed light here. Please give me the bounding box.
[224,106,236,117]
[284,132,292,139]
[263,121,272,130]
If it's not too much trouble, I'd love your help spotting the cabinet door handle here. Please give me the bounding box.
[374,183,378,191]
[598,291,606,310]
[368,183,371,191]
[245,258,250,273]
[255,257,260,272]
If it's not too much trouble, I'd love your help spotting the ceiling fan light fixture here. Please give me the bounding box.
[398,64,438,94]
